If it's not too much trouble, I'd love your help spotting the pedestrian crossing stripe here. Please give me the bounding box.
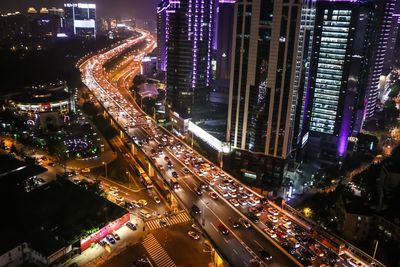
[142,234,176,267]
[145,211,191,231]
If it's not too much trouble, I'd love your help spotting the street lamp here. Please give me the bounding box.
[102,161,108,178]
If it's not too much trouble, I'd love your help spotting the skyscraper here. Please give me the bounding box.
[162,0,215,124]
[299,0,396,163]
[156,0,169,72]
[63,3,96,38]
[300,0,395,162]
[214,0,235,81]
[226,0,304,188]
[363,0,395,119]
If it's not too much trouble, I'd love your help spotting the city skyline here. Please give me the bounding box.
[0,0,160,19]
[0,0,399,266]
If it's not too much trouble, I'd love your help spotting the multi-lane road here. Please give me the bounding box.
[79,29,384,267]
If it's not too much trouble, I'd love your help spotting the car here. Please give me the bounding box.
[265,228,277,238]
[247,212,259,223]
[281,217,291,226]
[154,196,161,204]
[228,218,240,228]
[259,250,272,261]
[239,218,251,228]
[265,220,277,230]
[172,171,178,178]
[124,201,133,209]
[106,234,116,244]
[194,186,203,196]
[199,182,209,189]
[113,233,120,240]
[209,191,219,200]
[218,223,229,235]
[109,190,118,197]
[110,186,119,192]
[131,200,141,208]
[218,183,227,190]
[188,230,201,240]
[227,185,237,192]
[267,215,279,223]
[116,196,124,203]
[276,229,287,239]
[228,191,237,198]
[347,258,363,267]
[98,240,107,246]
[218,188,229,198]
[268,208,279,216]
[233,182,244,191]
[247,198,257,206]
[192,204,201,214]
[158,165,165,171]
[243,190,253,197]
[81,168,91,173]
[229,198,239,207]
[159,220,168,227]
[138,199,147,206]
[182,168,190,174]
[237,198,247,206]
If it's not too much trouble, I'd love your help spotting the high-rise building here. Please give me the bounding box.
[63,3,96,38]
[301,0,395,162]
[226,0,304,188]
[161,0,215,124]
[214,0,235,81]
[156,0,169,72]
[383,12,400,73]
[363,0,395,119]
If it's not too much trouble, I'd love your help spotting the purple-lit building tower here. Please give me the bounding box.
[364,0,395,119]
[302,0,394,163]
[159,0,215,122]
[156,0,169,72]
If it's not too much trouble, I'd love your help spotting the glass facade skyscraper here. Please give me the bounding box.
[161,0,214,121]
[226,0,305,188]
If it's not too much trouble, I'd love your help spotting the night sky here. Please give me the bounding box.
[0,0,160,20]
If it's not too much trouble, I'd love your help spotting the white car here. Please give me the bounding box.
[218,189,229,198]
[265,228,277,239]
[268,208,279,216]
[228,191,237,198]
[110,186,119,192]
[247,199,257,207]
[218,183,227,190]
[116,196,124,202]
[267,215,279,223]
[109,190,118,197]
[238,198,247,206]
[154,196,161,204]
[229,198,239,207]
[281,217,291,226]
[228,185,237,192]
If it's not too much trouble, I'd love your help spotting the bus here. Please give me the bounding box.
[135,164,153,189]
[170,178,179,189]
[141,173,153,189]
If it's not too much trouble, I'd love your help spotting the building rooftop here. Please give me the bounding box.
[0,155,127,257]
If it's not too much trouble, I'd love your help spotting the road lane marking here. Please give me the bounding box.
[254,240,264,249]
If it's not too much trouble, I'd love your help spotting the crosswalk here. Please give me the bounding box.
[145,211,191,231]
[142,234,176,267]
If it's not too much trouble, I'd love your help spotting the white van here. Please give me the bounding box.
[139,209,151,219]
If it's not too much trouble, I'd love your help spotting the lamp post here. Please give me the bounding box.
[102,161,108,178]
